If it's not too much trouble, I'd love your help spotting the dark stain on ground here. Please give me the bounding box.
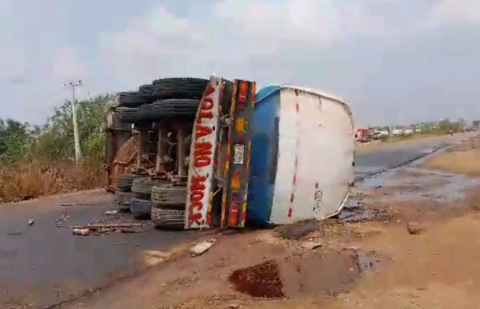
[274,220,321,240]
[229,260,284,298]
[229,249,384,299]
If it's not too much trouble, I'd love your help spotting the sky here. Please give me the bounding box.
[0,0,479,127]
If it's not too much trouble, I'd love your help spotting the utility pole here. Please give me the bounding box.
[62,80,83,163]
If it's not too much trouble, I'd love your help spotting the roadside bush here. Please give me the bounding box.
[0,156,104,203]
[0,94,113,203]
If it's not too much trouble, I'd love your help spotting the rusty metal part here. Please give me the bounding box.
[176,124,188,177]
[155,123,168,172]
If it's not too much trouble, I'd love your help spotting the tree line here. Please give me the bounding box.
[0,94,114,165]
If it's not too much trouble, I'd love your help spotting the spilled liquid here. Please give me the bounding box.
[229,250,383,298]
[229,260,284,298]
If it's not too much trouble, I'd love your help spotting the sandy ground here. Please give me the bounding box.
[423,135,480,176]
[60,136,480,309]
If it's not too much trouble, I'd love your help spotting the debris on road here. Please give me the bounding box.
[55,212,70,227]
[120,227,142,234]
[70,223,144,236]
[8,231,24,236]
[70,223,142,229]
[105,210,118,215]
[61,202,100,207]
[27,219,35,226]
[72,228,90,236]
[407,222,425,235]
[189,239,217,257]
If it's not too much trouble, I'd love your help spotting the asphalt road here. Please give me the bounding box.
[0,193,197,308]
[0,133,472,308]
[354,133,472,181]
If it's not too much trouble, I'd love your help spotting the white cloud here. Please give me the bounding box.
[52,47,87,82]
[97,0,412,88]
[97,0,480,93]
[98,5,206,88]
[0,44,28,79]
[422,0,480,28]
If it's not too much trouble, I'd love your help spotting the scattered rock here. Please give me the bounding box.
[72,228,90,236]
[189,239,217,257]
[301,241,322,250]
[344,245,360,252]
[407,222,425,235]
[27,219,35,226]
[143,250,171,266]
[228,304,240,309]
[472,203,480,211]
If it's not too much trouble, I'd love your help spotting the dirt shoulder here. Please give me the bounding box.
[422,134,480,176]
[62,137,480,309]
[356,133,467,154]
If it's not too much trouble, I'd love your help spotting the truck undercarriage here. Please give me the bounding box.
[106,76,255,230]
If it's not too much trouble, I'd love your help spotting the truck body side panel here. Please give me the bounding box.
[250,85,354,225]
[269,89,299,224]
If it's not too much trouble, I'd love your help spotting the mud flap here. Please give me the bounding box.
[184,76,223,229]
[221,80,256,228]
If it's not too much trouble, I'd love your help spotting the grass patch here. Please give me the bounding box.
[0,157,104,203]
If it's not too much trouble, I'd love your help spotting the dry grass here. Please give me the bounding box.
[0,157,104,203]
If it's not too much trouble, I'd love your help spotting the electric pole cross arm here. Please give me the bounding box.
[62,80,83,163]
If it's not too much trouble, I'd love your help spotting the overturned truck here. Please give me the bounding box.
[106,76,355,230]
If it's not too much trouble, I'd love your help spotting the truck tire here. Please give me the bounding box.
[137,103,153,123]
[114,191,135,211]
[151,208,185,230]
[137,99,199,122]
[131,177,169,199]
[151,184,187,209]
[117,174,142,192]
[138,84,156,103]
[117,107,139,124]
[117,92,146,108]
[130,198,152,220]
[152,78,209,100]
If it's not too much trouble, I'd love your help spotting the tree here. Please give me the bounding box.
[32,94,113,161]
[0,119,34,163]
[0,94,114,163]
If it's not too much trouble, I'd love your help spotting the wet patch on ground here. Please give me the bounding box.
[229,249,385,299]
[357,167,480,203]
[342,162,480,223]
